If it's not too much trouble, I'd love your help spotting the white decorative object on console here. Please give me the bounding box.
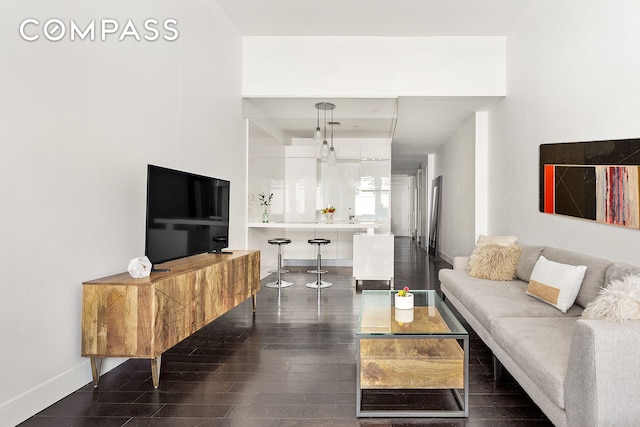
[127,256,152,278]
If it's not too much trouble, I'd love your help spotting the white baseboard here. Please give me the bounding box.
[439,251,454,265]
[284,259,353,267]
[1,357,126,426]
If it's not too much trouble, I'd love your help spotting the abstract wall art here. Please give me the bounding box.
[540,138,640,229]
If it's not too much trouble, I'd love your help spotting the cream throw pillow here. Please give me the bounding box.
[468,244,522,281]
[527,255,587,313]
[582,274,640,322]
[475,235,518,247]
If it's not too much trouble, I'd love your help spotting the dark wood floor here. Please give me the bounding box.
[20,237,552,426]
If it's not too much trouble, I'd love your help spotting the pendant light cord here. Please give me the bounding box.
[323,106,327,142]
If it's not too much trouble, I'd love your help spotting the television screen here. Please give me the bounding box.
[145,165,230,265]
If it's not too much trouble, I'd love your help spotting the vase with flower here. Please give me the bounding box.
[321,205,336,223]
[394,286,414,310]
[259,192,273,223]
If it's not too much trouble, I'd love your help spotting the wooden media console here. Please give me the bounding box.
[81,250,260,388]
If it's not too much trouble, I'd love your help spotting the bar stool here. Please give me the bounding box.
[306,238,332,289]
[265,238,293,289]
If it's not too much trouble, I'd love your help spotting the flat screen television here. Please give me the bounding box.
[145,165,230,266]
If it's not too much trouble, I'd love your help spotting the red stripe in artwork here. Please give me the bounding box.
[544,165,554,213]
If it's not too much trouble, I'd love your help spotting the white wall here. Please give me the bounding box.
[247,120,286,277]
[391,175,413,236]
[474,112,489,239]
[434,114,477,262]
[489,0,640,266]
[248,122,286,223]
[243,36,506,97]
[0,2,244,424]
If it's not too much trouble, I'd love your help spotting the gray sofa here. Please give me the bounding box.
[439,245,640,427]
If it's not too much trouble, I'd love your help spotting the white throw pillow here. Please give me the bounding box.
[526,255,587,313]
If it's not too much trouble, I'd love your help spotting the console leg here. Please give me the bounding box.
[252,294,257,312]
[90,357,103,388]
[151,356,162,388]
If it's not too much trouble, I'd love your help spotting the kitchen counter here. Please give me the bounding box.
[247,222,379,229]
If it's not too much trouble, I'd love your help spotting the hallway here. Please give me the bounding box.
[21,237,550,426]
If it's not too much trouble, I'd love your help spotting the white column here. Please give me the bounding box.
[474,112,489,239]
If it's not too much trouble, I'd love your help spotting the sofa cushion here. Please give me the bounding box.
[516,245,545,282]
[491,317,577,410]
[542,247,612,308]
[606,262,640,284]
[526,256,587,313]
[468,244,521,281]
[439,269,583,333]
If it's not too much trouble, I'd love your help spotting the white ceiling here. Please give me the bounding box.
[220,0,532,174]
[245,98,398,139]
[392,96,502,173]
[216,0,531,37]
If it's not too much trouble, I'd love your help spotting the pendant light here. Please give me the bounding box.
[314,102,335,162]
[328,107,337,167]
[313,104,322,144]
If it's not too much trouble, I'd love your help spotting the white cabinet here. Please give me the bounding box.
[284,146,316,222]
[337,145,361,159]
[361,145,391,159]
[353,233,394,285]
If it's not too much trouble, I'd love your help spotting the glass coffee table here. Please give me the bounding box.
[356,290,469,417]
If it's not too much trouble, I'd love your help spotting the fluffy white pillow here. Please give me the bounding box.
[469,235,519,272]
[468,244,522,281]
[526,255,587,313]
[582,274,640,322]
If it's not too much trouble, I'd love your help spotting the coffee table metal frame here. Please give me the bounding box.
[356,290,469,418]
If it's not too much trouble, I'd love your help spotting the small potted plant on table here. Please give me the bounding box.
[394,286,414,310]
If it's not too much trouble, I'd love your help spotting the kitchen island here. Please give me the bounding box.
[247,222,391,279]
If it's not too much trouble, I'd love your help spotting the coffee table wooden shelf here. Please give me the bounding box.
[356,290,468,417]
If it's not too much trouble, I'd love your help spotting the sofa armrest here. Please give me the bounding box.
[565,319,640,427]
[452,256,469,271]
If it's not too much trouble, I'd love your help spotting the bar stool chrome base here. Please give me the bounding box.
[266,279,293,288]
[305,280,332,289]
